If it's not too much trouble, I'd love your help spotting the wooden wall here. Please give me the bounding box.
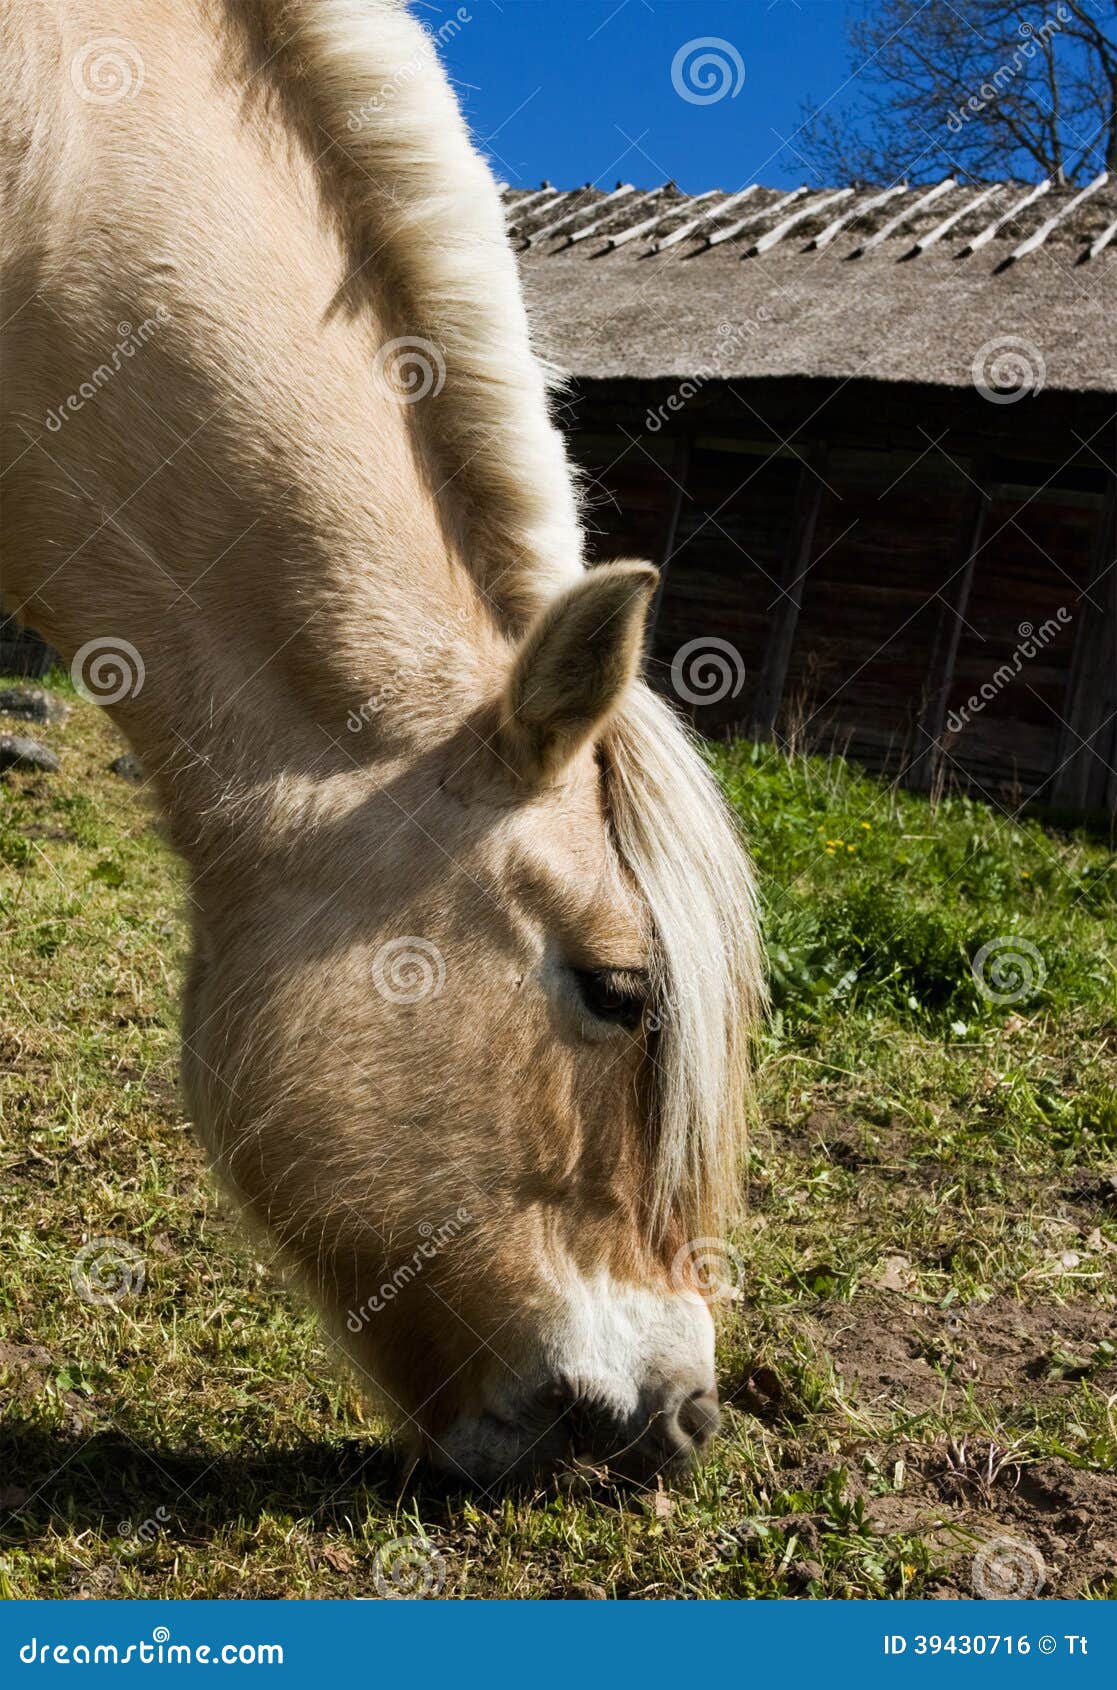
[570,377,1117,824]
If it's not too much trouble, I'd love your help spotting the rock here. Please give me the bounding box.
[109,753,144,784]
[0,686,69,725]
[0,734,59,773]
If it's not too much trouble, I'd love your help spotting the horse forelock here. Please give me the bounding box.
[605,689,765,1242]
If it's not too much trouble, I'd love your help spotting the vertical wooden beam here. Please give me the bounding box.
[1051,454,1117,816]
[646,431,692,664]
[914,474,990,789]
[750,444,828,740]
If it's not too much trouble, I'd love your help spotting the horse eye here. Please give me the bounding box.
[572,967,649,1031]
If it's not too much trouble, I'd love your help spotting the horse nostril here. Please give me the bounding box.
[676,1386,720,1447]
[533,1378,577,1419]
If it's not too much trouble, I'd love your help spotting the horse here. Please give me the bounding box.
[0,0,763,1485]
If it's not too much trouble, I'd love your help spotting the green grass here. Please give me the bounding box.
[1,684,1115,1599]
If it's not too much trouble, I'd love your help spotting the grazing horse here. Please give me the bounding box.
[0,0,762,1483]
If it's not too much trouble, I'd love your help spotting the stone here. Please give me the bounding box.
[109,754,144,784]
[0,686,69,725]
[0,735,59,773]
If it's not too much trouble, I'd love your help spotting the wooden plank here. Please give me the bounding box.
[1051,459,1117,814]
[646,434,692,666]
[914,477,991,788]
[750,445,829,738]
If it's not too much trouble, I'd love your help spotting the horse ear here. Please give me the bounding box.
[496,560,659,786]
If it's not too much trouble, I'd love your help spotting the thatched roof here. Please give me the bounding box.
[507,180,1117,394]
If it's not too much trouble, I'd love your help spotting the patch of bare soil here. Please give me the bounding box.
[781,1296,1117,1596]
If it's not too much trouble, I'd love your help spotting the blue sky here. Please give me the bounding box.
[432,0,853,193]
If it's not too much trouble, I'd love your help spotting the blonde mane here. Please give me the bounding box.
[251,0,765,1234]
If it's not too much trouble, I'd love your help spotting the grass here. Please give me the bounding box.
[1,680,1115,1599]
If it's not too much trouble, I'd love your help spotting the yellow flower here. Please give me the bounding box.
[861,821,872,831]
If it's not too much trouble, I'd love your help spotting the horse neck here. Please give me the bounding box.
[5,6,497,874]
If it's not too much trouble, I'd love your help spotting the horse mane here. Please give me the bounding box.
[249,0,765,1235]
[244,0,582,627]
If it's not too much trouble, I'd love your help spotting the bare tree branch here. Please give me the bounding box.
[796,0,1117,185]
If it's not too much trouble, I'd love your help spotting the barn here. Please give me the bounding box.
[511,178,1117,825]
